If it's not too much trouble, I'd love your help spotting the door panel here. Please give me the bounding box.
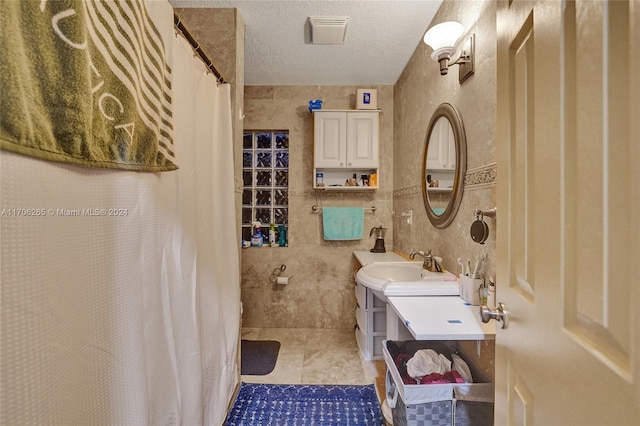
[510,11,535,300]
[562,0,632,381]
[508,361,534,426]
[495,0,639,424]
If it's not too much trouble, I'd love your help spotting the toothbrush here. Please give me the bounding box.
[466,259,471,277]
[472,258,480,279]
[472,254,486,279]
[457,258,465,276]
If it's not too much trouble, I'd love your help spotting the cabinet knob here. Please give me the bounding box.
[340,162,344,166]
[451,163,455,168]
[348,162,352,166]
[442,163,447,168]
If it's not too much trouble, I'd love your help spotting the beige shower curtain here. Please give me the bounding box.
[0,1,240,424]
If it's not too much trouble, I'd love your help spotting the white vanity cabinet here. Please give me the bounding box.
[313,110,380,189]
[352,251,405,360]
[355,279,387,360]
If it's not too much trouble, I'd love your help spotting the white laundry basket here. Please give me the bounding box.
[383,340,494,426]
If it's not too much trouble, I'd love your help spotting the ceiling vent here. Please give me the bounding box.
[309,16,350,44]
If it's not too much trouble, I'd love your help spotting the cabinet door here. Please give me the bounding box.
[346,112,379,168]
[446,122,456,169]
[426,117,455,170]
[314,112,347,168]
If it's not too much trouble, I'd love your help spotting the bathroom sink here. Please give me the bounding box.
[359,262,442,282]
[355,262,459,297]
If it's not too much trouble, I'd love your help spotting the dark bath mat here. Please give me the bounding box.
[241,340,281,376]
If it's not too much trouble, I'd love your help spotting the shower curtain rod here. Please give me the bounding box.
[173,13,226,84]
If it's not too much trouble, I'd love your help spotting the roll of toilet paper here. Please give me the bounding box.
[276,276,291,285]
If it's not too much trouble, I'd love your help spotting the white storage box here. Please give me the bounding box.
[383,340,494,426]
[356,89,377,109]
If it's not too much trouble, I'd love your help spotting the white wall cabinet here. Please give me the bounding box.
[425,116,455,191]
[313,110,380,189]
[426,117,456,170]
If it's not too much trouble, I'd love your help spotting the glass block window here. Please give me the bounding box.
[242,131,289,245]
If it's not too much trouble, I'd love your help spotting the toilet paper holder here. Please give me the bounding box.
[270,264,293,284]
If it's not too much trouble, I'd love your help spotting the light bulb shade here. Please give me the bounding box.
[423,21,464,54]
[430,46,456,62]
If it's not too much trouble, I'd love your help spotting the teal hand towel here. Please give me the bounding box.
[322,207,364,240]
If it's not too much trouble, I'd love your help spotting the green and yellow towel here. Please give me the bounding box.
[0,0,177,171]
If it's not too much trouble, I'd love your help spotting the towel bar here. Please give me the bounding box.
[312,205,376,214]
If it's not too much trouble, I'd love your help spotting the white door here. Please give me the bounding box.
[495,0,639,424]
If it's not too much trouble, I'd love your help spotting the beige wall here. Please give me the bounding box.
[393,0,497,376]
[241,86,394,328]
[394,0,497,283]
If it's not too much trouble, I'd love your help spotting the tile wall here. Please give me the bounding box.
[241,86,394,328]
[393,0,497,279]
[392,0,497,375]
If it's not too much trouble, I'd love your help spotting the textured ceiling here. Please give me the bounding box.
[169,0,443,85]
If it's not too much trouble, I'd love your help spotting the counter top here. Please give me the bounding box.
[354,250,494,341]
[353,251,406,266]
[387,296,495,340]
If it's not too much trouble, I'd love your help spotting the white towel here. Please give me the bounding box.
[452,353,473,383]
[407,349,452,379]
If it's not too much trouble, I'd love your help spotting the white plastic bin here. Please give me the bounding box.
[383,340,494,426]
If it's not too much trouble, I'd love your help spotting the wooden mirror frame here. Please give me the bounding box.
[421,103,467,228]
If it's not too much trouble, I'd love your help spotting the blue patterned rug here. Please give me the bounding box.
[225,382,383,425]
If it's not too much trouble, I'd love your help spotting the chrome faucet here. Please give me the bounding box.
[409,249,434,271]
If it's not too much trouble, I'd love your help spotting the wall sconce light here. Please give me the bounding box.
[423,21,475,83]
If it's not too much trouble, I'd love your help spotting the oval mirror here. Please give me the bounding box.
[421,103,467,228]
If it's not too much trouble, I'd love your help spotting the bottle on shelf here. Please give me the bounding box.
[278,225,287,247]
[369,173,377,187]
[269,223,276,247]
[251,222,263,247]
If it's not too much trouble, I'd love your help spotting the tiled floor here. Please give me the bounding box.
[241,327,386,399]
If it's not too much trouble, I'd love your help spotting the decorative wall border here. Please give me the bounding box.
[393,162,497,198]
[465,162,497,189]
[393,184,421,198]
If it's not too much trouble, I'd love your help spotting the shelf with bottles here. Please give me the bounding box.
[425,169,453,192]
[313,168,378,190]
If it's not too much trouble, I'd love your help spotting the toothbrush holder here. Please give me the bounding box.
[460,274,484,306]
